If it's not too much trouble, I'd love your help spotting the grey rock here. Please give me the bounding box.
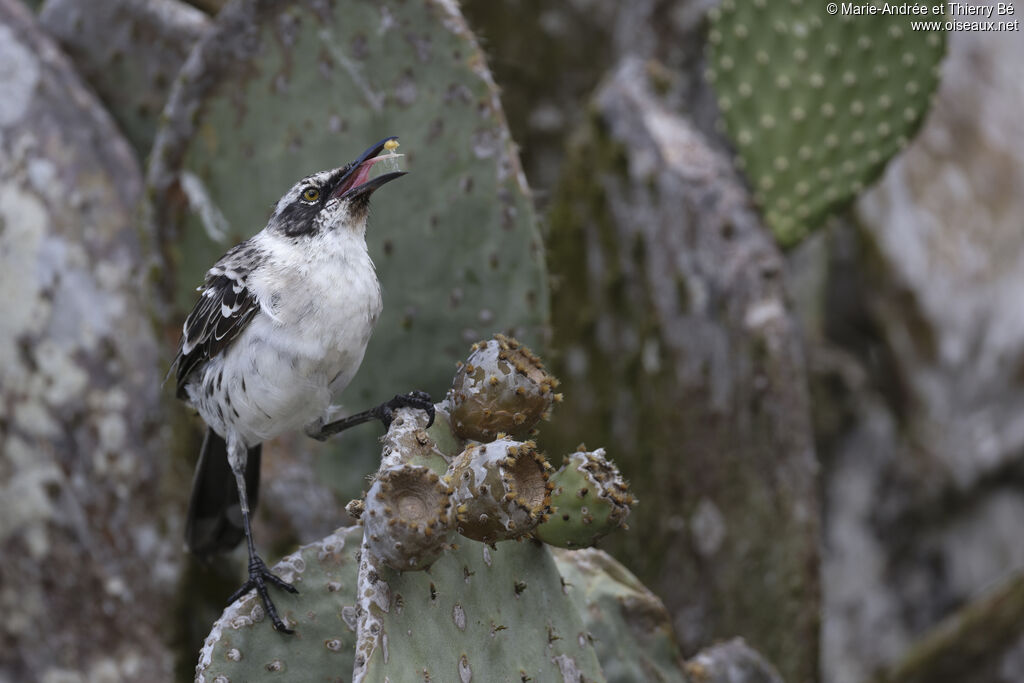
[0,0,174,679]
[795,15,1024,683]
[856,16,1024,490]
[686,638,785,683]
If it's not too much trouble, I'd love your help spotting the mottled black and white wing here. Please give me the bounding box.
[173,241,261,399]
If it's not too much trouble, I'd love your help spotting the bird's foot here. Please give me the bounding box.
[229,554,299,633]
[308,391,435,440]
[376,390,435,429]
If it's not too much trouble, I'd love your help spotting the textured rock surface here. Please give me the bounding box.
[39,0,210,157]
[0,1,174,679]
[460,0,719,199]
[545,57,819,683]
[684,638,784,683]
[856,21,1024,491]
[793,18,1024,683]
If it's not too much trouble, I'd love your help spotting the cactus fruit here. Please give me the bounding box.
[706,0,945,246]
[363,466,455,571]
[359,406,456,570]
[535,447,634,549]
[448,438,554,543]
[194,526,363,683]
[447,334,562,441]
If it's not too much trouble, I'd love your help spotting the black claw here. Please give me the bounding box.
[383,391,435,429]
[312,391,435,440]
[230,555,298,634]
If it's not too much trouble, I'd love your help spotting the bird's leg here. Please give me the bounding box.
[227,453,298,634]
[308,390,435,441]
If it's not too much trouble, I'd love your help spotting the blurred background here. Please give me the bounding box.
[2,0,1022,681]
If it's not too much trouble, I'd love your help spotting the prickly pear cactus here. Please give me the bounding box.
[147,0,548,493]
[195,526,363,683]
[706,0,945,246]
[196,338,659,682]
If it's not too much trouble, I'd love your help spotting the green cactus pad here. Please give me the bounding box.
[359,538,606,682]
[535,448,634,549]
[147,0,548,495]
[706,0,945,246]
[448,438,553,543]
[552,548,689,683]
[447,334,561,441]
[194,526,363,683]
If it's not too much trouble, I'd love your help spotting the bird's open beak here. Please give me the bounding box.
[329,137,407,200]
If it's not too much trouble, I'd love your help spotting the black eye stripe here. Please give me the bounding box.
[278,198,321,236]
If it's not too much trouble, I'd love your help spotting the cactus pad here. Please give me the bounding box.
[552,548,689,683]
[535,448,634,549]
[448,334,561,441]
[359,538,607,682]
[706,0,945,246]
[195,526,363,683]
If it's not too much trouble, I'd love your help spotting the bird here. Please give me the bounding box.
[171,137,434,633]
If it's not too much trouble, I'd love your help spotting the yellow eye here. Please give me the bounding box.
[302,187,320,202]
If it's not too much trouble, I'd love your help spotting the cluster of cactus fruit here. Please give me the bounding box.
[706,0,946,246]
[358,334,634,573]
[196,336,646,682]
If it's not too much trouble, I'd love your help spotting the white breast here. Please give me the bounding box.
[192,227,383,445]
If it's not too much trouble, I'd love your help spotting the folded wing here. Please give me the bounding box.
[173,241,261,399]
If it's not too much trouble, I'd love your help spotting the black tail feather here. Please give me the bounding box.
[185,428,261,557]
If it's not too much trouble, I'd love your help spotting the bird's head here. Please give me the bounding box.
[267,137,405,238]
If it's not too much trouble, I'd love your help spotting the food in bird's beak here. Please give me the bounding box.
[374,139,404,174]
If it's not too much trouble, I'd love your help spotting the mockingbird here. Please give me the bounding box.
[172,137,433,632]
